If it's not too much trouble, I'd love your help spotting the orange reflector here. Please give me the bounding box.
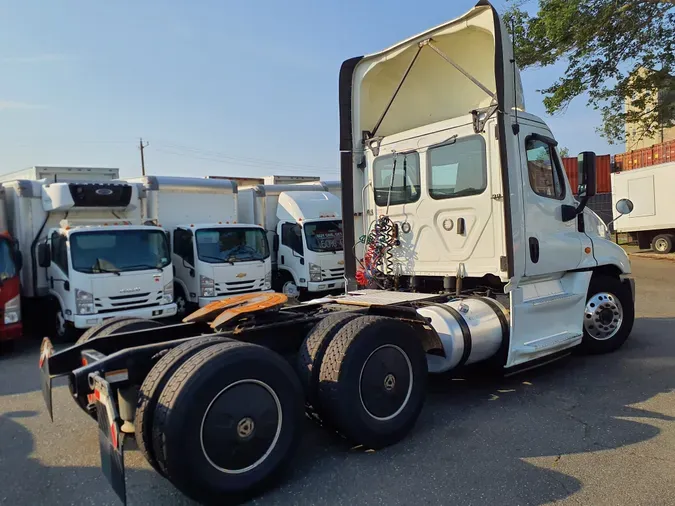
[585,247,592,254]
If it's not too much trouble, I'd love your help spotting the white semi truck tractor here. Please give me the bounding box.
[0,167,176,339]
[238,182,344,298]
[130,176,272,316]
[39,3,636,505]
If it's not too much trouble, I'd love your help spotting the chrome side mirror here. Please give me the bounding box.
[615,198,634,215]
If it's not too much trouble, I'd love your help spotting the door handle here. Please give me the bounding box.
[457,217,466,235]
[281,255,285,265]
[529,237,540,264]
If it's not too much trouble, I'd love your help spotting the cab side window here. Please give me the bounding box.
[281,223,303,255]
[525,138,565,200]
[51,232,69,275]
[173,229,195,265]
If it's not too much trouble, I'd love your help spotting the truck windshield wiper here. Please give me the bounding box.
[200,255,235,265]
[94,258,121,276]
[123,264,163,272]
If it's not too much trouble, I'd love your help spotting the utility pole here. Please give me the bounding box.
[139,138,149,176]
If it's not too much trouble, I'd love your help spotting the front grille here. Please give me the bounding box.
[95,291,162,312]
[215,279,265,296]
[108,292,150,300]
[321,268,344,281]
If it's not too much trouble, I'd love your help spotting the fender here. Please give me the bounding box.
[173,277,191,302]
[47,290,68,321]
[277,266,305,287]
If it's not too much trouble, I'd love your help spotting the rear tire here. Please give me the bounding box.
[135,335,233,475]
[152,341,303,505]
[317,315,427,449]
[72,318,162,420]
[297,312,360,410]
[652,234,674,254]
[578,274,634,354]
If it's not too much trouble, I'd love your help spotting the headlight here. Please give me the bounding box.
[4,294,20,324]
[200,275,215,297]
[161,281,174,304]
[309,263,322,282]
[264,270,272,290]
[76,289,95,315]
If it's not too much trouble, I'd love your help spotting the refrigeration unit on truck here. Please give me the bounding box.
[0,167,176,340]
[39,3,637,506]
[0,187,23,345]
[611,161,675,253]
[237,182,344,297]
[129,176,272,316]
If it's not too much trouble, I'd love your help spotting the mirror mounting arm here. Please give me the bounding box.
[561,195,590,222]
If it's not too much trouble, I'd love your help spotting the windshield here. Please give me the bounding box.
[0,239,17,282]
[71,229,170,274]
[196,227,270,263]
[304,220,344,252]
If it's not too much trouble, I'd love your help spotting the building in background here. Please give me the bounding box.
[624,67,675,151]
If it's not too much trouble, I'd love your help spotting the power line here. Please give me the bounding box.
[153,148,338,175]
[152,139,339,172]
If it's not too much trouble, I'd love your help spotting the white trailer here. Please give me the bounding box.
[1,167,176,339]
[130,176,272,315]
[238,182,344,297]
[611,161,675,253]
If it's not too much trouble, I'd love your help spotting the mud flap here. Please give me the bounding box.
[39,337,54,421]
[91,374,127,506]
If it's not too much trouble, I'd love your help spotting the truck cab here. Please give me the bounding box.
[38,221,175,335]
[273,191,345,297]
[172,223,272,311]
[339,0,634,365]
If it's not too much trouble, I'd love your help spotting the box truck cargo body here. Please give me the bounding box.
[611,161,675,252]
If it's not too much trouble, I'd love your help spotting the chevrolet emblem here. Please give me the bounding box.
[236,273,247,278]
[338,260,344,265]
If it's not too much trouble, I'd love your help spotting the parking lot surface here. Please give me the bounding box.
[1,256,674,506]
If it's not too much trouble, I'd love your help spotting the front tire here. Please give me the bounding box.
[152,341,303,505]
[578,274,634,354]
[174,283,188,319]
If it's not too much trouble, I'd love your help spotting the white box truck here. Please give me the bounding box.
[130,176,272,316]
[40,4,638,506]
[0,167,176,339]
[611,161,675,253]
[238,182,344,297]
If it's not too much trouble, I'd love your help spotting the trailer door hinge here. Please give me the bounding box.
[491,194,503,200]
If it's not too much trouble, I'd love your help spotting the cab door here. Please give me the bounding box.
[519,126,584,276]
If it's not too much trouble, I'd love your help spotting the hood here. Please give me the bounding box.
[90,270,166,295]
[344,0,523,144]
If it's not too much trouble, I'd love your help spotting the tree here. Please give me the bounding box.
[559,146,570,158]
[504,0,675,145]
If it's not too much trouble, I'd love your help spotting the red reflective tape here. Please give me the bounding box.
[110,423,118,449]
[94,389,101,401]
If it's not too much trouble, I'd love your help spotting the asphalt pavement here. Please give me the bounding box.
[1,256,674,506]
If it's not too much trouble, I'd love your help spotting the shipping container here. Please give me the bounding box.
[614,139,675,171]
[562,155,611,194]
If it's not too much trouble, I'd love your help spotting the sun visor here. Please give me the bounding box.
[350,1,524,142]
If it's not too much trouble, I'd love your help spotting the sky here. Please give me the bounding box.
[0,0,621,180]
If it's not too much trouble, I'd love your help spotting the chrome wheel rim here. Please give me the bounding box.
[584,292,623,341]
[654,237,669,252]
[176,295,186,316]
